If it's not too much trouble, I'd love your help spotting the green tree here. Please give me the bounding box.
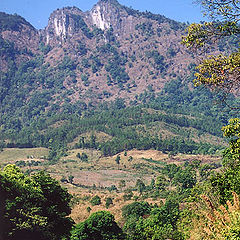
[90,134,96,148]
[123,199,182,240]
[149,178,155,190]
[135,179,146,194]
[118,179,126,191]
[0,164,73,240]
[222,118,240,168]
[210,119,240,203]
[70,211,125,240]
[80,152,88,162]
[163,164,180,182]
[68,174,74,184]
[123,189,134,201]
[199,164,212,180]
[0,140,5,151]
[187,118,240,239]
[155,175,168,191]
[115,155,121,166]
[105,197,113,209]
[122,201,151,220]
[90,195,101,206]
[173,167,197,190]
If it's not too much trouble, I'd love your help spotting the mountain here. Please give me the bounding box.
[0,0,193,107]
[0,0,236,155]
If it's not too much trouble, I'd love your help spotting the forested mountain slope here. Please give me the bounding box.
[0,0,239,155]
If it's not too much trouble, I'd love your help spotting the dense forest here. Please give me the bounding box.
[1,72,237,160]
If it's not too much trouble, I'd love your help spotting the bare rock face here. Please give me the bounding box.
[42,0,136,46]
[88,0,135,38]
[43,7,85,45]
[0,0,196,106]
[35,0,192,105]
[89,0,121,31]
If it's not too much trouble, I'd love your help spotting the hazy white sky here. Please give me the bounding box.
[0,0,207,29]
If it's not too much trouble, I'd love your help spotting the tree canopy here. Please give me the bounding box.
[70,211,125,240]
[0,164,73,240]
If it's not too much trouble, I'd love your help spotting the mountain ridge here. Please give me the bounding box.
[0,0,193,107]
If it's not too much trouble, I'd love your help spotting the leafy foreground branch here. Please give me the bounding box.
[181,1,240,236]
[182,0,240,99]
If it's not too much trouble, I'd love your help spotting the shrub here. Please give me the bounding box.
[122,201,151,220]
[105,197,113,209]
[90,195,101,206]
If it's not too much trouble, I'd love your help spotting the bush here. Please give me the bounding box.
[105,197,113,209]
[87,206,91,213]
[122,201,151,220]
[123,191,133,201]
[90,195,101,206]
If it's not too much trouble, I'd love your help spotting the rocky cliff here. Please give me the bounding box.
[42,0,136,45]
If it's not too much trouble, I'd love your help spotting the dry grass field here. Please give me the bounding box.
[69,189,164,224]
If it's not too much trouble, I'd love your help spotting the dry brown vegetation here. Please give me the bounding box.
[70,190,163,224]
[0,147,222,225]
[189,193,240,240]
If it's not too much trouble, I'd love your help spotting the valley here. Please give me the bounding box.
[0,146,221,225]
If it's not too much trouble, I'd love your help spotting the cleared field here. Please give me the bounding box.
[0,148,220,186]
[46,149,175,188]
[0,147,49,165]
